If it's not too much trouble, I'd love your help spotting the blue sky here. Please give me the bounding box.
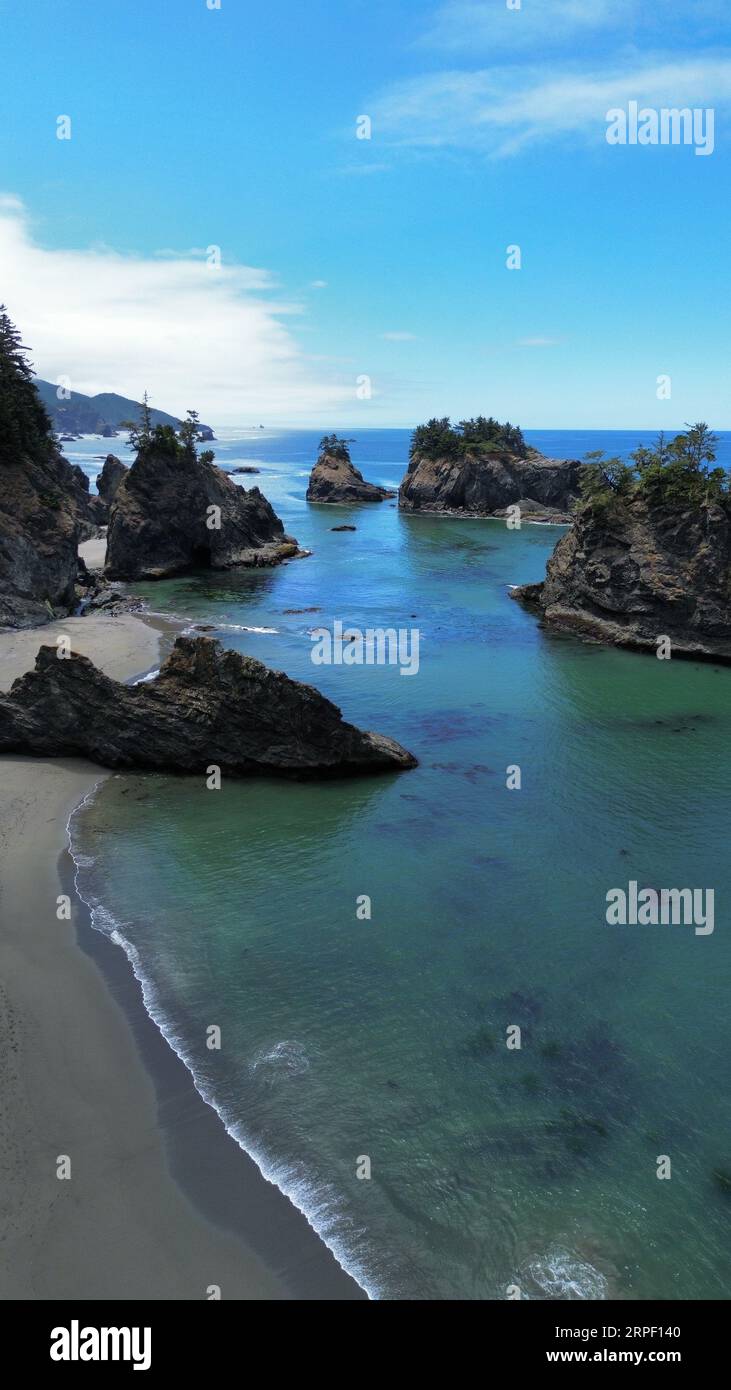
[0,0,729,427]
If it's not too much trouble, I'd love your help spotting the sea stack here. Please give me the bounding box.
[96,453,128,508]
[0,635,418,777]
[398,416,580,521]
[105,425,300,580]
[511,427,731,662]
[307,435,395,504]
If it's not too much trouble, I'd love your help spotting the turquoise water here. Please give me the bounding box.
[69,429,731,1299]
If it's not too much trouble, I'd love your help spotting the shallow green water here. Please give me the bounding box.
[71,432,731,1299]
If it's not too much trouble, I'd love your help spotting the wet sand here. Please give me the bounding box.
[0,612,364,1299]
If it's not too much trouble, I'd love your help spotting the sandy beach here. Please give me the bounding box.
[0,613,288,1299]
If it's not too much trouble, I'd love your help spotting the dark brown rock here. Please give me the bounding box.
[0,635,417,777]
[511,498,731,661]
[97,453,128,506]
[105,448,300,580]
[0,449,83,628]
[307,453,396,504]
[69,464,107,535]
[398,450,581,519]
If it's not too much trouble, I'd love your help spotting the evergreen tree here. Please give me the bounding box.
[319,433,355,461]
[410,415,527,461]
[178,409,203,456]
[0,305,57,462]
[121,391,154,453]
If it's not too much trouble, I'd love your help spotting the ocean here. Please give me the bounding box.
[65,427,731,1299]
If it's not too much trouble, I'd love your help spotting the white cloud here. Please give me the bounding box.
[371,58,731,157]
[515,337,561,348]
[381,331,417,341]
[0,196,354,425]
[310,279,328,289]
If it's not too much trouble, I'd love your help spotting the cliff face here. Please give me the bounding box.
[105,448,300,580]
[306,453,395,504]
[512,498,731,661]
[398,451,582,520]
[0,449,83,628]
[0,635,417,777]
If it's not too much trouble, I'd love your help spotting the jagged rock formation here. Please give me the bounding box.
[398,451,581,521]
[69,464,107,535]
[0,449,84,627]
[0,636,417,777]
[511,498,731,661]
[96,453,128,507]
[105,447,300,579]
[307,453,396,505]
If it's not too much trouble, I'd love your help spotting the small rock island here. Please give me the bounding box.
[398,416,581,522]
[307,435,396,504]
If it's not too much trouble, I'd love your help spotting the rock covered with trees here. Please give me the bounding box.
[306,435,396,504]
[398,416,581,519]
[511,425,731,661]
[105,399,301,580]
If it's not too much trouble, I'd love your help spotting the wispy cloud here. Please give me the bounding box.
[0,196,354,425]
[371,58,731,158]
[420,0,632,54]
[419,0,727,54]
[515,337,561,348]
[381,331,417,341]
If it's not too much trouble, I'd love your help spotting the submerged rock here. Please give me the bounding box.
[0,635,417,778]
[105,446,301,579]
[398,450,581,519]
[511,497,731,662]
[307,452,395,505]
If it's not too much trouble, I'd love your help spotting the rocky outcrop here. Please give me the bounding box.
[398,450,581,520]
[97,453,127,506]
[0,635,417,777]
[69,464,107,535]
[511,498,731,661]
[0,449,84,628]
[105,448,300,580]
[307,453,396,505]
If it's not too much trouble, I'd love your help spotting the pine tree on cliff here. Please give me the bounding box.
[0,306,57,463]
[319,433,355,462]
